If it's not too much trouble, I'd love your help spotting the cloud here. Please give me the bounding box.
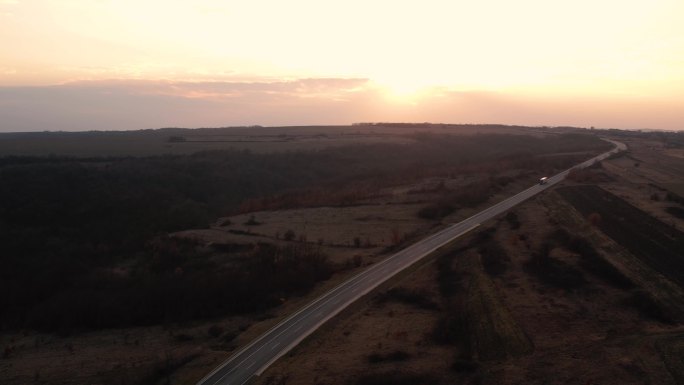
[0,78,683,132]
[0,78,379,131]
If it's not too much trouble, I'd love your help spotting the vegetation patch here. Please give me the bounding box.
[504,211,520,229]
[375,287,440,311]
[546,229,633,289]
[13,242,333,332]
[478,239,510,277]
[451,358,480,373]
[524,247,587,291]
[666,206,684,219]
[463,257,533,360]
[433,250,532,361]
[623,290,676,324]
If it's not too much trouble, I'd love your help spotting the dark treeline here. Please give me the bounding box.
[0,133,609,332]
[597,128,684,147]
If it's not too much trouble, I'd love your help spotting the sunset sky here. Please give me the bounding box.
[1,0,683,131]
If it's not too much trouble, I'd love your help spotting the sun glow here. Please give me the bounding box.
[375,77,440,104]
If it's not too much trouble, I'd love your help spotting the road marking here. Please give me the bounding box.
[270,342,280,350]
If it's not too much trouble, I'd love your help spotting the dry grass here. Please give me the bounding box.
[462,254,533,361]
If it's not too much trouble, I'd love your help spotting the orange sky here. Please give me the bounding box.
[1,0,683,131]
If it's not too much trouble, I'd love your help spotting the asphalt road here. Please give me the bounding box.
[197,138,625,385]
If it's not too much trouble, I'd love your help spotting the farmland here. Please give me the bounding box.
[557,185,684,288]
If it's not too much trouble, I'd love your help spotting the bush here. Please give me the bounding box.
[436,253,462,298]
[665,192,684,204]
[505,211,521,229]
[432,312,469,346]
[666,206,684,219]
[479,240,510,276]
[547,229,633,289]
[244,215,260,226]
[623,290,676,324]
[283,229,296,241]
[451,358,479,373]
[375,287,440,311]
[417,201,454,220]
[524,251,587,291]
[208,324,224,338]
[367,350,410,364]
[568,237,634,289]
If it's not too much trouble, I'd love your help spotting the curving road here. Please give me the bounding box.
[197,138,625,385]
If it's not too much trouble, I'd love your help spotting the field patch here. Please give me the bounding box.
[557,185,684,289]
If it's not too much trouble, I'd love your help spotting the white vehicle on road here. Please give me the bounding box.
[539,177,548,185]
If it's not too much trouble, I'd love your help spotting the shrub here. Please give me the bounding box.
[623,290,676,324]
[244,215,260,226]
[375,287,440,311]
[451,358,479,373]
[417,201,454,220]
[283,229,296,241]
[208,324,224,338]
[524,251,587,291]
[353,237,362,248]
[479,240,510,276]
[666,206,684,219]
[173,333,194,342]
[548,229,633,289]
[436,253,462,298]
[367,350,410,364]
[432,312,469,347]
[567,237,634,289]
[505,211,521,229]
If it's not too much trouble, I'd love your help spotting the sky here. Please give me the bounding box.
[1,0,683,131]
